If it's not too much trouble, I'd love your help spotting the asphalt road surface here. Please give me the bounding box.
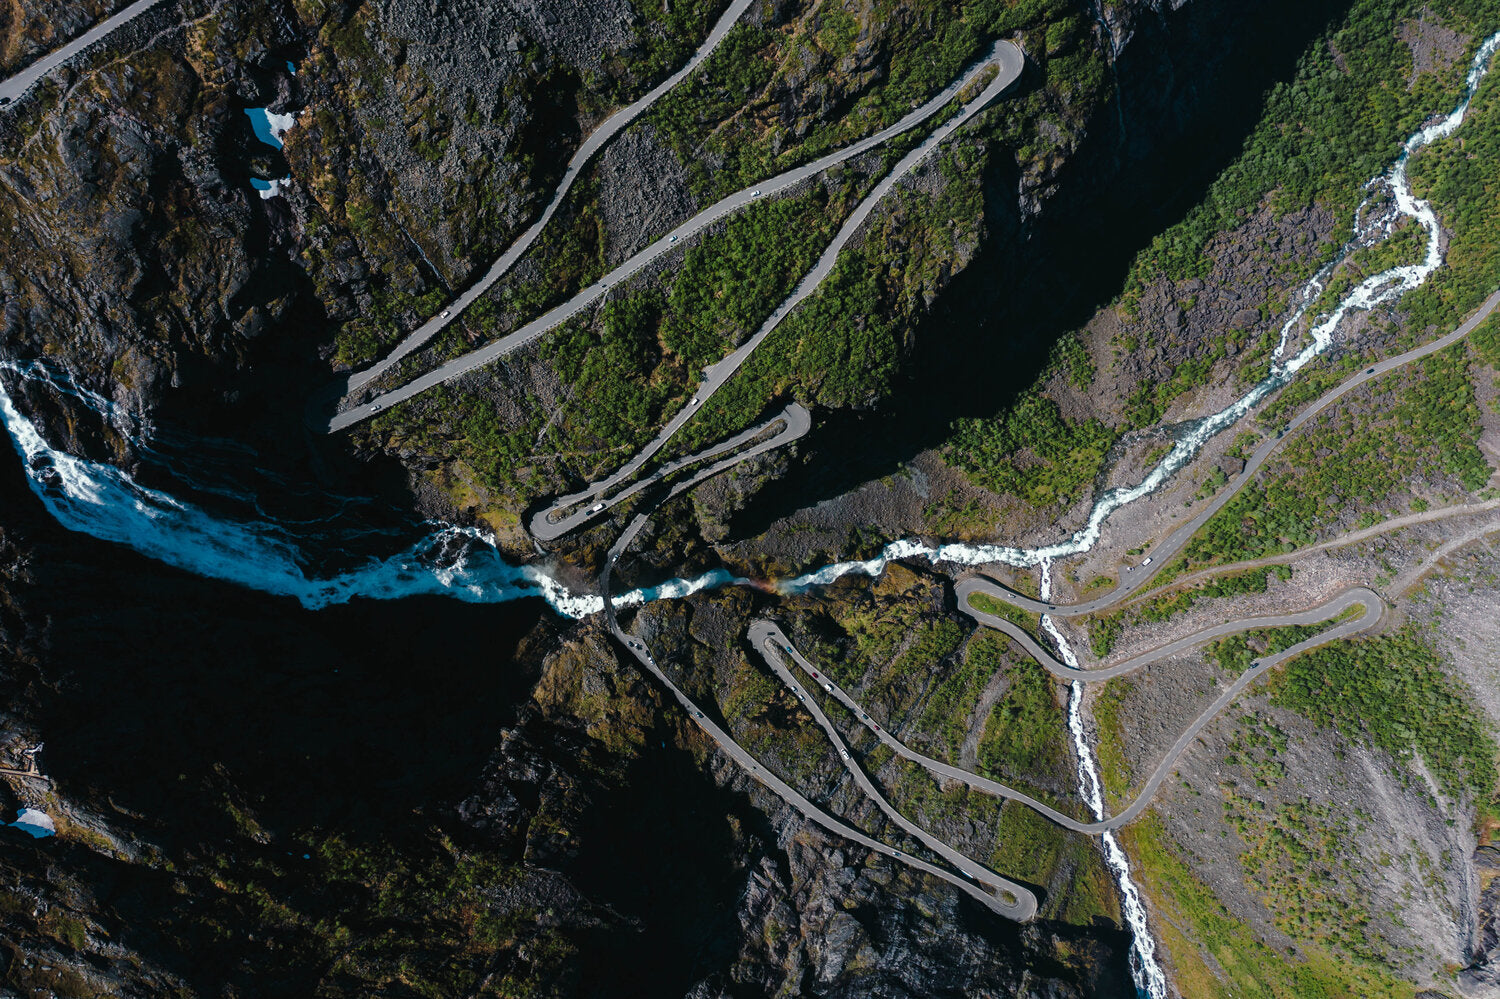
[591,416,1036,920]
[954,287,1500,619]
[602,581,1036,920]
[516,41,1024,496]
[0,0,170,106]
[529,403,810,541]
[745,621,1037,912]
[337,0,759,394]
[601,526,1035,920]
[325,40,1024,433]
[756,586,1381,833]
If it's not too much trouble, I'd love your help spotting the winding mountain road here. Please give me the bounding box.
[755,586,1381,834]
[0,0,170,106]
[743,620,1036,910]
[521,41,1024,506]
[530,403,809,541]
[955,579,1379,681]
[337,0,758,395]
[326,40,1024,433]
[602,575,1036,919]
[955,287,1500,620]
[598,448,1036,920]
[1110,496,1500,610]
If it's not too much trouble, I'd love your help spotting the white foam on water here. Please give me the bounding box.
[8,807,55,839]
[0,374,735,620]
[779,30,1500,592]
[1042,562,1167,999]
[0,36,1491,990]
[6,32,1495,622]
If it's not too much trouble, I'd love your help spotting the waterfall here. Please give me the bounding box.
[0,370,738,618]
[1043,561,1168,998]
[4,34,1496,617]
[778,29,1500,590]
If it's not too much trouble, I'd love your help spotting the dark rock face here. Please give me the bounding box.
[1463,846,1500,995]
[0,0,130,75]
[0,0,1372,994]
[0,446,1117,996]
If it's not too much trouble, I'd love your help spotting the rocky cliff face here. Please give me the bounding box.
[0,440,1125,996]
[0,0,1191,990]
[0,0,129,75]
[10,0,1476,996]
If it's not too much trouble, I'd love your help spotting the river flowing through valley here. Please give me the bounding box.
[1042,560,1168,998]
[4,31,1496,618]
[0,29,1497,982]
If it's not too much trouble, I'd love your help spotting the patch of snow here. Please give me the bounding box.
[9,808,55,839]
[245,107,296,149]
[244,107,297,198]
[250,177,283,200]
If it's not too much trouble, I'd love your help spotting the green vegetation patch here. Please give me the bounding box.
[966,589,1043,642]
[872,618,966,705]
[918,629,1009,760]
[1205,615,1343,674]
[1124,814,1413,999]
[988,803,1118,925]
[661,187,841,368]
[1399,53,1500,338]
[1180,344,1490,569]
[1223,788,1394,965]
[540,294,677,456]
[366,383,547,501]
[946,391,1117,508]
[1270,628,1498,804]
[1124,0,1490,300]
[1472,311,1500,368]
[832,592,930,687]
[892,757,1001,833]
[1091,677,1136,807]
[976,658,1066,784]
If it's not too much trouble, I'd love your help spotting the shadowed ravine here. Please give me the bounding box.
[3,15,1495,614]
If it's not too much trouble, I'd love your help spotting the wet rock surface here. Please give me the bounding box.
[6,0,1496,996]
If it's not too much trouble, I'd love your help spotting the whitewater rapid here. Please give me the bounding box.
[0,32,1493,994]
[781,28,1500,592]
[0,367,742,618]
[1,38,1496,606]
[1043,562,1168,999]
